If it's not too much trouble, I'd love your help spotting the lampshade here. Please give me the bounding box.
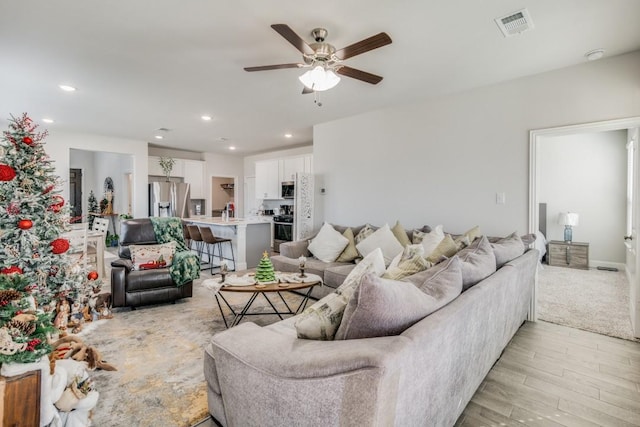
[557,212,579,227]
[298,66,341,91]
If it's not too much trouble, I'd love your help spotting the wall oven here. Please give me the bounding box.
[273,215,293,252]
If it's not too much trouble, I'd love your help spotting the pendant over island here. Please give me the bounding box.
[186,217,272,271]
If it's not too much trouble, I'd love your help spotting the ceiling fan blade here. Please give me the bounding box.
[336,66,383,85]
[302,86,314,95]
[271,24,315,55]
[244,63,303,72]
[334,32,392,60]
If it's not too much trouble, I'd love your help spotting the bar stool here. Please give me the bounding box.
[182,221,192,250]
[187,225,206,267]
[198,225,236,273]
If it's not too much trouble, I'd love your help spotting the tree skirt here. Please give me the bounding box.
[86,274,306,426]
[537,264,638,342]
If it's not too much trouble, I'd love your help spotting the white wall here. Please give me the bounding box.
[314,51,640,235]
[45,131,148,218]
[539,131,627,263]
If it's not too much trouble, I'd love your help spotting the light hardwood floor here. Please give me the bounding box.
[194,320,640,427]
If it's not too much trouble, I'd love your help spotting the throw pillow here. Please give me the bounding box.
[491,232,525,268]
[335,257,463,340]
[129,241,177,270]
[295,248,385,340]
[390,220,411,247]
[383,244,431,280]
[413,224,445,257]
[462,225,482,243]
[335,228,359,263]
[456,235,496,291]
[307,223,349,263]
[426,234,459,264]
[355,223,403,266]
[354,224,376,244]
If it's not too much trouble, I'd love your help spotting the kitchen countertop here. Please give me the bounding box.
[187,216,272,226]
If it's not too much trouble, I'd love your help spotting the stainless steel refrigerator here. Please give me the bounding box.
[149,182,191,218]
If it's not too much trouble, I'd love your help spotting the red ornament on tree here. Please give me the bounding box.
[18,219,33,230]
[1,266,23,275]
[87,271,99,281]
[22,136,33,145]
[6,203,20,215]
[49,195,65,213]
[0,164,17,181]
[42,184,55,194]
[50,238,70,254]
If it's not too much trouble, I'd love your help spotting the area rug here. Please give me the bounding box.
[84,273,307,427]
[537,264,638,342]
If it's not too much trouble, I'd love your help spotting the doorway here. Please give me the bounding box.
[69,168,82,222]
[211,176,236,217]
[529,116,640,339]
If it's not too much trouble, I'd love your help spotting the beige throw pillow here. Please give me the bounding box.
[335,228,359,263]
[294,248,385,340]
[354,224,376,244]
[307,223,349,263]
[383,244,431,280]
[426,234,460,264]
[130,241,177,270]
[355,223,403,266]
[413,224,444,258]
[391,220,411,247]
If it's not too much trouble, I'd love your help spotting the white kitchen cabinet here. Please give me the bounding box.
[255,159,281,200]
[281,157,304,182]
[148,156,185,178]
[183,159,205,199]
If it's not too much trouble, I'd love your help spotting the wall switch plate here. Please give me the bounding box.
[496,192,506,205]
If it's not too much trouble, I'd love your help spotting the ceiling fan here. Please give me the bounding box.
[244,24,392,93]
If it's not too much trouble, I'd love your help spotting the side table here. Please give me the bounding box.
[548,240,589,270]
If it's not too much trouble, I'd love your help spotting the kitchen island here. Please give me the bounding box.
[186,217,272,270]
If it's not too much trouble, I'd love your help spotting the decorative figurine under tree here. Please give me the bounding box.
[0,113,90,363]
[255,251,276,284]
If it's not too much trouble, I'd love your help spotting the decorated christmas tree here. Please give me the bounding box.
[87,190,98,229]
[0,113,87,363]
[255,251,276,283]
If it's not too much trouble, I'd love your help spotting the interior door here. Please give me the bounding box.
[625,128,639,337]
[69,168,82,222]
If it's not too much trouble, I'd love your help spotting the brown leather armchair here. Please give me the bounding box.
[110,218,193,308]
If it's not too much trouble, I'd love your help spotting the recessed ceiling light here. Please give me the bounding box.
[585,49,605,61]
[59,84,76,92]
[229,146,236,150]
[42,118,54,124]
[154,135,164,140]
[284,133,293,138]
[201,115,212,121]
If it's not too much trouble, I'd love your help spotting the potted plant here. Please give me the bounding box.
[158,157,175,181]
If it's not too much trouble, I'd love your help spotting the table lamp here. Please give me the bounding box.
[558,212,579,243]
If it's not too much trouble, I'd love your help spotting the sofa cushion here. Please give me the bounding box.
[383,244,431,280]
[413,224,445,256]
[294,248,385,340]
[354,223,377,244]
[335,257,463,340]
[307,223,349,263]
[129,241,177,270]
[426,234,459,264]
[335,228,359,263]
[457,235,496,291]
[355,223,403,266]
[391,220,412,247]
[271,255,349,279]
[324,264,357,289]
[491,232,525,268]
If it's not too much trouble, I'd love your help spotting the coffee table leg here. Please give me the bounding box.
[276,292,294,314]
[261,293,285,320]
[295,286,315,313]
[215,293,238,329]
[232,292,260,327]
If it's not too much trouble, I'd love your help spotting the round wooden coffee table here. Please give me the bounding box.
[213,274,321,328]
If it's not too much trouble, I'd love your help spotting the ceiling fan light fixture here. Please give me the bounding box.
[298,66,340,91]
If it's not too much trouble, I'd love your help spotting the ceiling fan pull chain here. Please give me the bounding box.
[314,91,322,107]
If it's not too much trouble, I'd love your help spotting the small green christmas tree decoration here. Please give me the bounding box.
[255,251,276,283]
[87,190,98,229]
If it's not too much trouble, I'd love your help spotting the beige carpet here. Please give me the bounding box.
[84,272,307,427]
[537,264,638,342]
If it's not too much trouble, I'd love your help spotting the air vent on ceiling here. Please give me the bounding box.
[495,8,534,37]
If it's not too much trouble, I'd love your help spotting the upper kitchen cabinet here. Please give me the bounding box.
[255,159,281,200]
[281,157,305,182]
[148,156,185,178]
[183,159,205,199]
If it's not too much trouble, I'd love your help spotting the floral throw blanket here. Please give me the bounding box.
[149,217,200,287]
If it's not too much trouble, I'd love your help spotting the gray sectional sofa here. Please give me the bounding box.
[204,229,539,426]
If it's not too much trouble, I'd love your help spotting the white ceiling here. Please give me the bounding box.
[1,0,639,155]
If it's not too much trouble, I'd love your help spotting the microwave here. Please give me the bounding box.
[281,181,294,199]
